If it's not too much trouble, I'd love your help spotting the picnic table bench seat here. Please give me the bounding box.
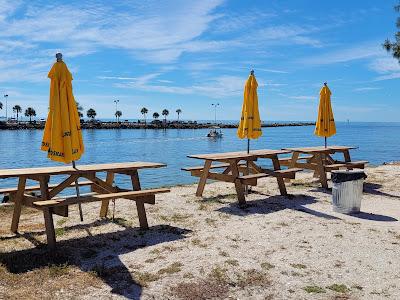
[34,188,170,248]
[182,162,247,172]
[324,160,368,171]
[279,155,313,165]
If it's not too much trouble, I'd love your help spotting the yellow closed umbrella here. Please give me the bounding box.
[314,82,336,147]
[41,53,84,220]
[237,70,262,152]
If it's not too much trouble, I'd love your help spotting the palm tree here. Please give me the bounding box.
[176,109,182,122]
[87,108,97,120]
[76,102,84,118]
[24,107,36,123]
[162,109,169,123]
[13,105,22,123]
[153,112,160,120]
[115,110,122,122]
[140,107,148,125]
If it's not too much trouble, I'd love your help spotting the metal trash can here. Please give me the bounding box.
[331,170,367,214]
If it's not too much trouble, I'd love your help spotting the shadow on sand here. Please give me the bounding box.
[0,222,191,299]
[215,193,340,220]
[363,182,400,199]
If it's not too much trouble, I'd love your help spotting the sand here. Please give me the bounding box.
[0,164,399,299]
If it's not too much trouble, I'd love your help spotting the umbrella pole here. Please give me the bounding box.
[72,161,84,221]
[324,137,327,148]
[245,138,250,195]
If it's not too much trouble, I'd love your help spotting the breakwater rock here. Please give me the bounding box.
[0,121,315,130]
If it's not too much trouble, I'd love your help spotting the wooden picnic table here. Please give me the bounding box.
[0,161,169,248]
[280,146,368,188]
[183,149,302,206]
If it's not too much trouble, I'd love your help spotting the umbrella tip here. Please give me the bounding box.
[324,82,327,86]
[56,53,63,62]
[250,70,254,75]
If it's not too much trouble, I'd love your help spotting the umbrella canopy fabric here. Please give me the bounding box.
[41,61,84,163]
[314,84,336,138]
[237,73,262,140]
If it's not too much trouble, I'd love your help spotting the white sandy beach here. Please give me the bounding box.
[0,164,399,299]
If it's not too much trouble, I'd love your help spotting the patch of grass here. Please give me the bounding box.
[303,285,326,293]
[48,263,71,277]
[277,222,289,227]
[290,263,307,269]
[261,262,275,270]
[157,262,183,275]
[112,217,132,227]
[225,259,239,266]
[134,271,160,287]
[56,218,67,226]
[334,234,343,238]
[171,278,229,300]
[209,266,229,283]
[55,227,66,237]
[236,269,271,288]
[205,218,217,227]
[191,238,208,248]
[327,284,349,293]
[160,213,192,223]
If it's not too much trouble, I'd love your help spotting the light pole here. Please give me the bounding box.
[114,99,119,122]
[211,103,219,124]
[3,94,8,120]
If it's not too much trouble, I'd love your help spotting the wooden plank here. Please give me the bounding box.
[195,160,212,197]
[33,189,169,208]
[272,155,287,196]
[315,153,328,189]
[11,177,26,233]
[182,163,231,171]
[0,161,166,179]
[230,160,246,207]
[43,208,56,249]
[0,180,93,195]
[188,149,291,161]
[130,170,148,229]
[48,174,79,199]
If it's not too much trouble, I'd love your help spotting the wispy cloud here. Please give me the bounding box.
[369,56,400,81]
[353,87,381,92]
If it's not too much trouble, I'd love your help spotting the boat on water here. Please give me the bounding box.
[207,126,223,138]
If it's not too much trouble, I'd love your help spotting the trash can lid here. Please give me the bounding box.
[331,170,367,183]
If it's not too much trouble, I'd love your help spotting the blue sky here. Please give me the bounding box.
[0,0,399,122]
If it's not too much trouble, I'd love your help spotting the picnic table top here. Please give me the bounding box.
[188,149,291,161]
[0,161,166,179]
[282,145,357,153]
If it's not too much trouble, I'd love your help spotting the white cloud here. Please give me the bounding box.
[353,87,381,92]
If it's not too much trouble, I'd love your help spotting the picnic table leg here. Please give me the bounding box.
[343,150,351,162]
[272,155,288,196]
[130,170,148,229]
[315,153,328,189]
[11,177,27,233]
[196,160,212,197]
[43,207,56,249]
[100,172,115,218]
[230,160,246,207]
[285,152,299,182]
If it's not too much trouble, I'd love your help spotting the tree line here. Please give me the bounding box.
[0,103,37,123]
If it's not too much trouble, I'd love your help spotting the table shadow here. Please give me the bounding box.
[215,193,340,220]
[0,224,191,299]
[349,212,398,222]
[363,182,400,199]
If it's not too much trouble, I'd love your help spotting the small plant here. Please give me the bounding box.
[303,285,326,293]
[261,262,275,270]
[134,271,160,287]
[157,262,183,275]
[56,218,67,226]
[327,284,349,293]
[48,263,70,277]
[225,259,239,266]
[55,227,66,237]
[290,263,307,269]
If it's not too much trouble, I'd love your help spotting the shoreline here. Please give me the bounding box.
[0,121,315,130]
